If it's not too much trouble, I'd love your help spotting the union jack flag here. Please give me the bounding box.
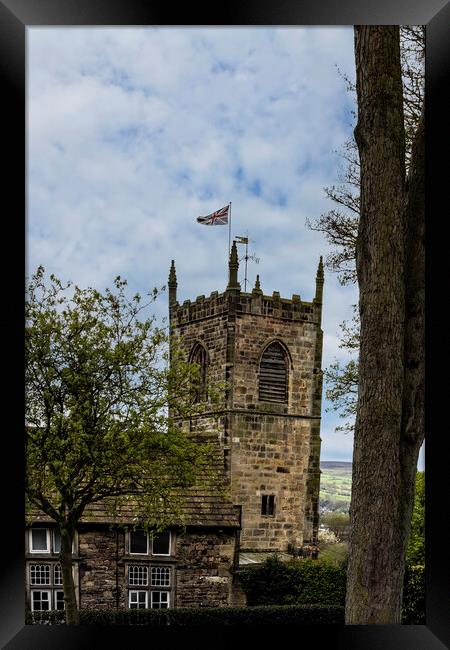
[196,204,229,225]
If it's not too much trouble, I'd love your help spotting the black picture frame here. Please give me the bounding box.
[2,1,448,647]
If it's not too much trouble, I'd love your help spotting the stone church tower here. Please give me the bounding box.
[168,243,324,553]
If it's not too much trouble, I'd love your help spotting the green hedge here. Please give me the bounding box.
[27,604,344,626]
[237,555,347,607]
[237,555,425,624]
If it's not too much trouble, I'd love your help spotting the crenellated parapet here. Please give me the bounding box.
[170,291,321,326]
[168,259,323,327]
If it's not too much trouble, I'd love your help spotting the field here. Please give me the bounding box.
[319,461,352,512]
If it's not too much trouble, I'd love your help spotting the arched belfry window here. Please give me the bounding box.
[189,342,207,402]
[259,342,288,403]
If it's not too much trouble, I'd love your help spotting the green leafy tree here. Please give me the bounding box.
[25,267,220,624]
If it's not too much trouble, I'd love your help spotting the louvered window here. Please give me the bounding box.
[189,343,207,402]
[259,342,288,403]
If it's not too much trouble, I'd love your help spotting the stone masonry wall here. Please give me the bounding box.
[75,526,237,610]
[175,530,236,608]
[230,412,310,551]
[229,306,321,549]
[78,527,126,609]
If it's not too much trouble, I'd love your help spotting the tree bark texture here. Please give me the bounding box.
[345,26,424,624]
[60,526,79,625]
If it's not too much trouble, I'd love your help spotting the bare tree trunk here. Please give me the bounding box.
[60,525,79,625]
[345,25,425,624]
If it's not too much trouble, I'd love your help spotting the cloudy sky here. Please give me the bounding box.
[26,27,424,468]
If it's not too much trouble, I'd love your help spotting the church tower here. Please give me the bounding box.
[168,245,324,553]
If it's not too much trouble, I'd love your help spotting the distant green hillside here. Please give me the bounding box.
[319,461,352,512]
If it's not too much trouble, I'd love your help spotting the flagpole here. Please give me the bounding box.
[228,202,232,258]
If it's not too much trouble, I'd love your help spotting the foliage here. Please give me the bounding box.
[402,565,425,624]
[26,610,66,625]
[237,555,347,607]
[406,472,425,566]
[26,267,216,523]
[26,604,345,626]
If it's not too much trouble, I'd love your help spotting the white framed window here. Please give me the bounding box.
[151,591,170,609]
[129,565,148,586]
[31,590,51,611]
[30,529,50,553]
[27,560,74,613]
[30,564,51,586]
[128,530,171,556]
[54,590,65,610]
[129,590,148,609]
[151,532,171,556]
[151,566,170,587]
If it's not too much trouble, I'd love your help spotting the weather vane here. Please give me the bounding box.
[235,233,260,292]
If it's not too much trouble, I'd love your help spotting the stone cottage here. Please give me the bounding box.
[25,244,324,612]
[25,443,241,612]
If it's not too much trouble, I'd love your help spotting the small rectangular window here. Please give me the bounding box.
[31,590,51,611]
[151,591,169,609]
[130,531,148,555]
[261,495,275,516]
[129,590,147,609]
[30,529,50,553]
[151,531,171,556]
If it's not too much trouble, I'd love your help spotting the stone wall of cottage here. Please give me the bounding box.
[73,526,238,610]
[175,530,236,607]
[78,527,126,609]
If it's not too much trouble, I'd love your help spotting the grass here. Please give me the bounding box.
[320,462,352,510]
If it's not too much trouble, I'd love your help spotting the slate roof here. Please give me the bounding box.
[26,434,240,529]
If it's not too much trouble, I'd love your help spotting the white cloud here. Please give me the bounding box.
[28,26,357,460]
